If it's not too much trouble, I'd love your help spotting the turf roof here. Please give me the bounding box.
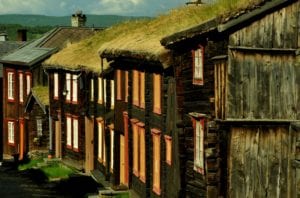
[31,86,49,106]
[45,0,267,70]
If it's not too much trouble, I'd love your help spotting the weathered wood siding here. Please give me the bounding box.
[227,1,300,120]
[227,52,299,119]
[228,125,295,198]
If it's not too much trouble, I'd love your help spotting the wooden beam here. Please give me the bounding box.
[229,45,297,54]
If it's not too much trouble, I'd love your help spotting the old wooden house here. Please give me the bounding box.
[161,0,300,197]
[43,31,115,175]
[0,16,98,160]
[0,34,24,161]
[24,86,49,154]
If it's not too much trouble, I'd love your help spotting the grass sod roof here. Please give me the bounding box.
[45,0,266,71]
[43,20,148,73]
[98,0,267,68]
[31,86,49,106]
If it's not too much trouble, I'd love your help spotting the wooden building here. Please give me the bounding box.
[24,86,49,155]
[0,26,97,160]
[0,39,24,161]
[162,0,300,197]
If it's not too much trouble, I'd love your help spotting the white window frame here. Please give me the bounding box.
[90,79,94,101]
[7,71,14,101]
[194,119,204,174]
[193,46,204,85]
[37,119,43,137]
[110,129,114,172]
[26,73,31,95]
[19,73,23,103]
[111,80,115,109]
[66,116,72,147]
[8,121,14,144]
[73,118,79,150]
[54,73,59,99]
[98,77,103,104]
[66,73,71,101]
[72,74,78,103]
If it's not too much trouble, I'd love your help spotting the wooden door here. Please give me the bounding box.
[85,117,94,173]
[120,135,125,185]
[55,121,61,158]
[19,119,24,160]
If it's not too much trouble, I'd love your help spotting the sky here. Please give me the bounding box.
[0,0,209,16]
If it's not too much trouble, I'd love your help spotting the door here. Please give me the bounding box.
[85,117,94,173]
[120,135,125,185]
[55,121,61,158]
[19,119,24,160]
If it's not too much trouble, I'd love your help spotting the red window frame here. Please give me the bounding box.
[192,45,204,85]
[192,117,205,175]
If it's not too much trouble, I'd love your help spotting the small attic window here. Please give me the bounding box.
[193,46,204,85]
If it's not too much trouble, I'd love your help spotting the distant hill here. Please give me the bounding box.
[0,14,149,28]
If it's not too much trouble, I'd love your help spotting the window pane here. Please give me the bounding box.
[26,74,31,95]
[8,72,14,100]
[110,129,114,172]
[132,70,139,106]
[54,73,59,98]
[111,80,115,109]
[139,127,145,181]
[98,77,103,103]
[19,73,23,102]
[8,121,14,144]
[140,72,145,108]
[73,119,78,150]
[104,80,107,105]
[90,79,94,101]
[66,117,72,147]
[153,74,161,114]
[72,75,78,102]
[37,119,42,136]
[117,70,122,100]
[133,123,138,176]
[153,133,161,194]
[66,74,71,101]
[125,71,128,102]
[98,122,103,160]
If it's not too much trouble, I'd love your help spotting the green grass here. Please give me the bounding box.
[18,158,43,171]
[100,192,129,198]
[41,164,74,179]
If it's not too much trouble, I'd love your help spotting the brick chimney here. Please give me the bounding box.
[71,10,86,27]
[0,32,8,41]
[17,29,27,41]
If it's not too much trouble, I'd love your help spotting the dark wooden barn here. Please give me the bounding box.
[162,0,300,197]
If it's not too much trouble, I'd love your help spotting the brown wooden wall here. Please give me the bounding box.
[227,1,300,120]
[228,125,296,198]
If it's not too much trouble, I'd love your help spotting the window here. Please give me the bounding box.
[8,121,15,145]
[139,124,146,182]
[110,128,114,172]
[131,119,146,182]
[7,71,15,101]
[19,72,23,103]
[153,74,161,114]
[132,119,139,176]
[164,135,172,165]
[132,70,139,106]
[72,74,78,103]
[90,79,94,101]
[193,46,204,85]
[26,73,32,95]
[111,80,115,109]
[73,117,79,151]
[116,70,122,100]
[140,72,145,108]
[54,73,59,99]
[98,120,106,164]
[125,71,129,102]
[193,118,205,174]
[104,79,107,105]
[98,77,103,104]
[66,73,71,101]
[66,116,72,148]
[37,119,42,137]
[152,128,161,195]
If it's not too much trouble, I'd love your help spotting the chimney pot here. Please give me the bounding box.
[71,10,86,27]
